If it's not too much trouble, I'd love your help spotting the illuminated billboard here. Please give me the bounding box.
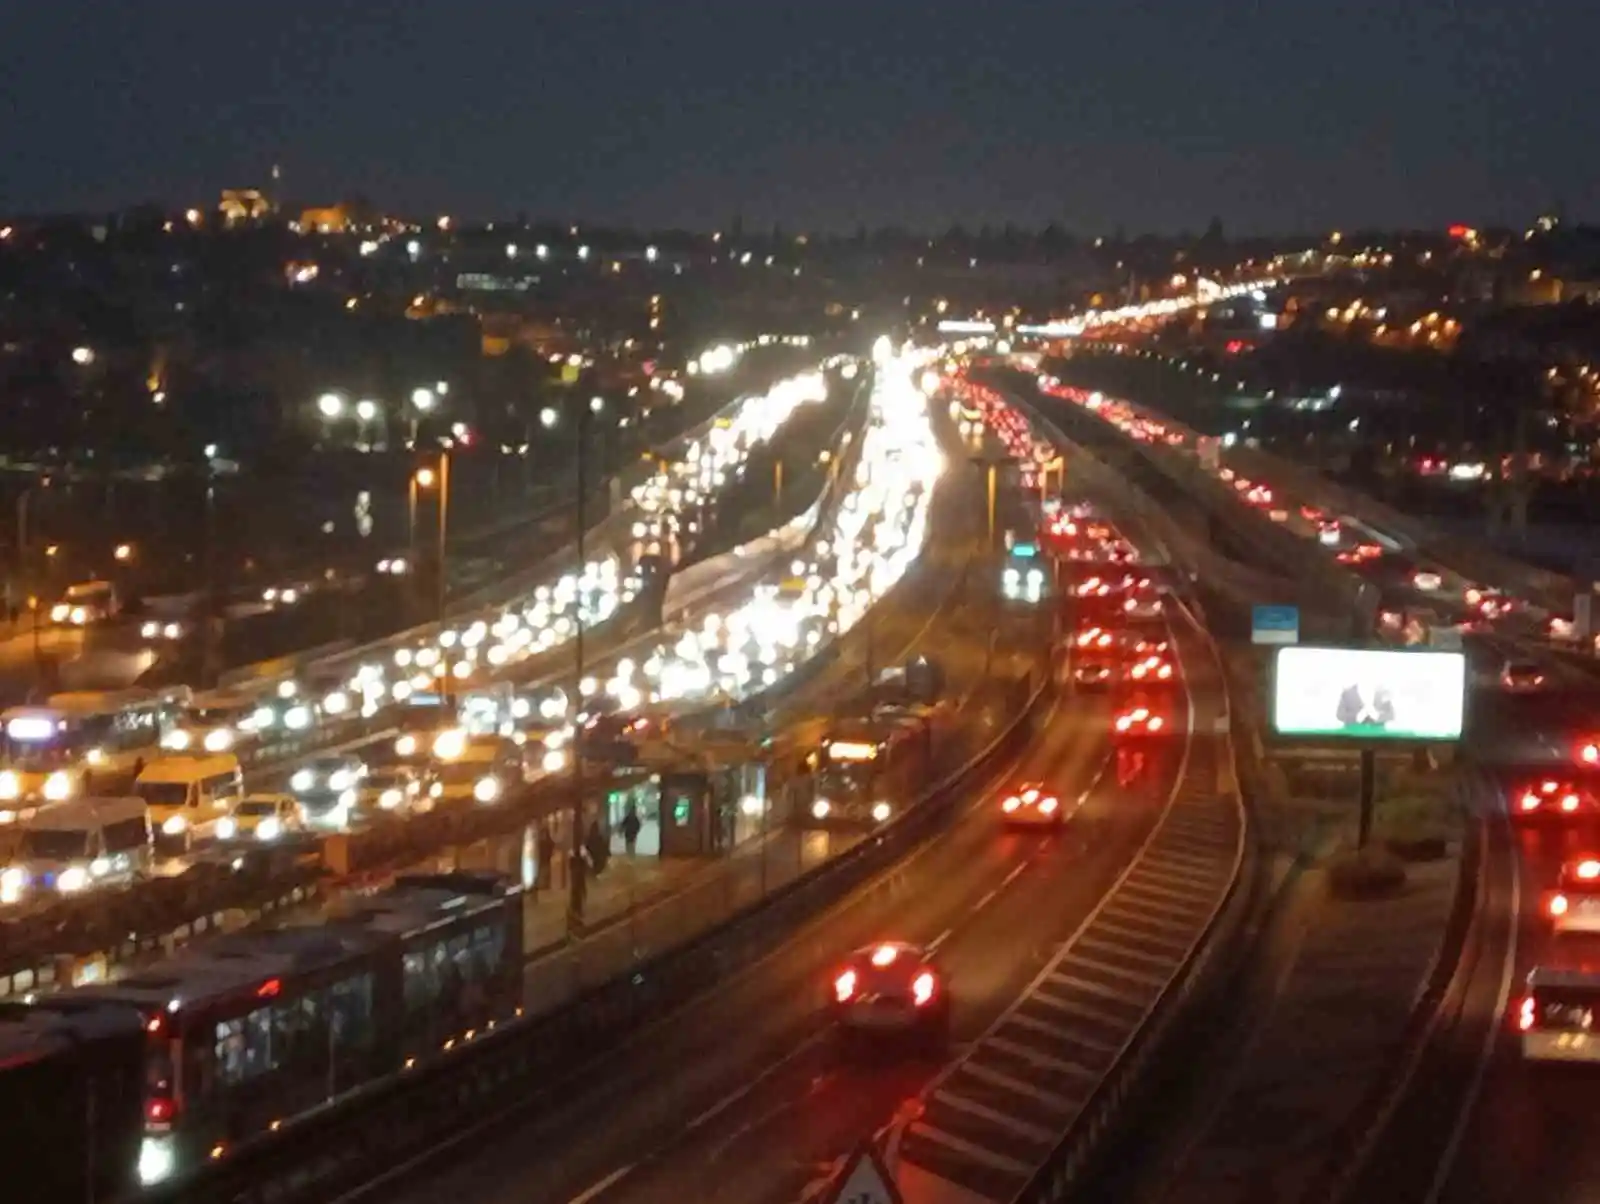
[1271,646,1465,743]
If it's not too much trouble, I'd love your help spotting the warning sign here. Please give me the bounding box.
[823,1141,904,1204]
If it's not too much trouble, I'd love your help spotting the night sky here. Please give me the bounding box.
[4,0,1595,233]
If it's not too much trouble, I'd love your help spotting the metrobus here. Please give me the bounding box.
[0,689,175,813]
[799,716,929,828]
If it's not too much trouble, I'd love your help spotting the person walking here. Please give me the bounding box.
[621,804,642,856]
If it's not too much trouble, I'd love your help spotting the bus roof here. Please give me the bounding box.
[24,797,148,831]
[136,754,241,783]
[39,688,161,716]
[0,1001,141,1072]
[73,876,517,1012]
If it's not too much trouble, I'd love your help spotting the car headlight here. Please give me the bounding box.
[473,776,501,804]
[290,770,314,792]
[542,748,567,773]
[43,772,72,801]
[163,730,192,751]
[328,769,352,791]
[395,734,418,758]
[161,815,187,835]
[284,705,312,731]
[871,802,892,823]
[56,865,89,893]
[139,1137,177,1187]
[50,604,69,623]
[429,781,443,798]
[215,818,236,840]
[338,789,356,809]
[141,621,160,639]
[812,799,831,819]
[71,607,88,625]
[379,788,403,810]
[0,772,19,801]
[1,866,29,904]
[203,728,233,752]
[256,817,282,841]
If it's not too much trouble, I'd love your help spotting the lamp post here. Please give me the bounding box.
[569,398,596,933]
[410,458,449,624]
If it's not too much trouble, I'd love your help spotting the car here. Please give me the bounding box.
[1123,595,1164,620]
[1073,660,1114,689]
[1546,858,1600,932]
[1126,655,1175,684]
[1518,963,1600,1063]
[289,754,365,797]
[829,941,951,1047]
[357,765,428,816]
[1074,626,1115,652]
[1512,778,1593,821]
[215,794,302,843]
[1413,570,1444,592]
[1500,660,1546,693]
[1073,576,1117,600]
[1000,783,1065,826]
[1113,705,1167,737]
[1318,519,1342,546]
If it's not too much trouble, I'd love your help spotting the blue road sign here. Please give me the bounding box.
[1252,605,1300,646]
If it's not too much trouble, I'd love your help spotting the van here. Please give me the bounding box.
[133,754,245,849]
[3,797,152,901]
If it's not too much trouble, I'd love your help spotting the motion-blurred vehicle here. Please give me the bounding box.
[1545,858,1600,933]
[1072,660,1114,689]
[1512,777,1596,822]
[1000,782,1065,827]
[1126,655,1175,684]
[1500,660,1546,693]
[1518,961,1600,1063]
[289,754,365,828]
[1123,594,1164,620]
[829,941,950,1047]
[50,581,119,627]
[215,794,302,844]
[357,765,428,817]
[1113,704,1167,737]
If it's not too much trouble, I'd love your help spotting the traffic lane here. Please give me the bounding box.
[1435,817,1595,1204]
[372,694,1111,1204]
[604,743,1187,1204]
[1470,686,1600,768]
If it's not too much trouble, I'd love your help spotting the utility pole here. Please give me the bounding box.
[435,451,451,625]
[200,462,218,688]
[569,402,588,933]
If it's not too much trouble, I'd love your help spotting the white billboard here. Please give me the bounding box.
[1271,646,1466,742]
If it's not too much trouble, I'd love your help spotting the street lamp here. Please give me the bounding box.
[589,395,605,415]
[409,458,449,624]
[410,387,436,412]
[355,399,379,423]
[540,407,559,429]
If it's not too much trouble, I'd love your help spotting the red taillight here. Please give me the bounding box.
[1584,746,1600,766]
[146,1097,176,1125]
[913,972,937,1007]
[1579,860,1600,880]
[834,970,857,1003]
[1519,792,1541,813]
[1115,715,1132,732]
[1148,716,1165,732]
[1519,996,1537,1032]
[1550,893,1570,917]
[1563,794,1582,813]
[1002,797,1021,812]
[1039,797,1059,814]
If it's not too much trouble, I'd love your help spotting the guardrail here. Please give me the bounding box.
[145,652,1055,1204]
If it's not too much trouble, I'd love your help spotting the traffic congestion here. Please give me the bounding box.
[0,341,962,1199]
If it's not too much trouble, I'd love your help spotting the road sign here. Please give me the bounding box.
[1252,604,1300,646]
[823,1142,904,1204]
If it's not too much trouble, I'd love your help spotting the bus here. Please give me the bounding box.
[0,689,175,813]
[59,870,524,1190]
[799,717,928,829]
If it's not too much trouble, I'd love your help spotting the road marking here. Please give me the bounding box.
[683,1031,824,1131]
[928,928,954,952]
[564,1164,635,1204]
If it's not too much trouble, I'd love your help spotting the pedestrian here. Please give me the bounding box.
[585,818,609,875]
[621,804,641,856]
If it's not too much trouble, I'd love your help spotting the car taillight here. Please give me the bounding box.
[1550,893,1570,917]
[1148,717,1165,731]
[1115,716,1132,732]
[1579,860,1600,880]
[1040,797,1059,814]
[1564,794,1582,813]
[1519,996,1537,1032]
[1520,792,1541,813]
[146,1097,176,1126]
[1002,797,1021,812]
[1583,744,1599,765]
[834,970,857,1002]
[913,972,936,1007]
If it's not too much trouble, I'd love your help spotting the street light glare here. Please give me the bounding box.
[415,467,437,488]
[540,407,559,428]
[317,392,343,418]
[356,399,379,422]
[411,387,436,411]
[589,396,605,414]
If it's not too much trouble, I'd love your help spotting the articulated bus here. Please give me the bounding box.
[0,689,176,816]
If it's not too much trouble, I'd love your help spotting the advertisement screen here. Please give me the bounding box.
[1271,646,1466,742]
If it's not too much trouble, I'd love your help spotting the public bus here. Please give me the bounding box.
[799,716,929,828]
[56,870,525,1190]
[0,689,175,813]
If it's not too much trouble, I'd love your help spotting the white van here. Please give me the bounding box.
[133,754,245,849]
[2,797,152,902]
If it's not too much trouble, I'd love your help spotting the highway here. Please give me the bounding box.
[320,407,1220,1204]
